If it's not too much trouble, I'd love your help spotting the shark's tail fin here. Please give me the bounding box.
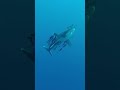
[43,46,52,56]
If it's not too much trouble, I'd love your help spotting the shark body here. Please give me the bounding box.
[43,25,76,56]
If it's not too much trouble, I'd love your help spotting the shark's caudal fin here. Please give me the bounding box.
[43,46,52,56]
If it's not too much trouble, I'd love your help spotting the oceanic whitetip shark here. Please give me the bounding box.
[43,25,76,56]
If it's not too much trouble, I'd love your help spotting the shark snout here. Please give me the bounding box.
[70,28,75,34]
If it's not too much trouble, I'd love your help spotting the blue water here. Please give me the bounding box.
[35,0,85,90]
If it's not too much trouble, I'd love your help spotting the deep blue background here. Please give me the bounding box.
[35,0,85,90]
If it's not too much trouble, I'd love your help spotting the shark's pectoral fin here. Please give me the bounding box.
[59,40,70,51]
[66,40,72,46]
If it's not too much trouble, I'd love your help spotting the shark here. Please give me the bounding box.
[43,25,76,56]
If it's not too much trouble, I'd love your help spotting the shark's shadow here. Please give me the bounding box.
[21,33,35,62]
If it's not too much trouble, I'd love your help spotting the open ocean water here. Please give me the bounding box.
[35,0,85,90]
